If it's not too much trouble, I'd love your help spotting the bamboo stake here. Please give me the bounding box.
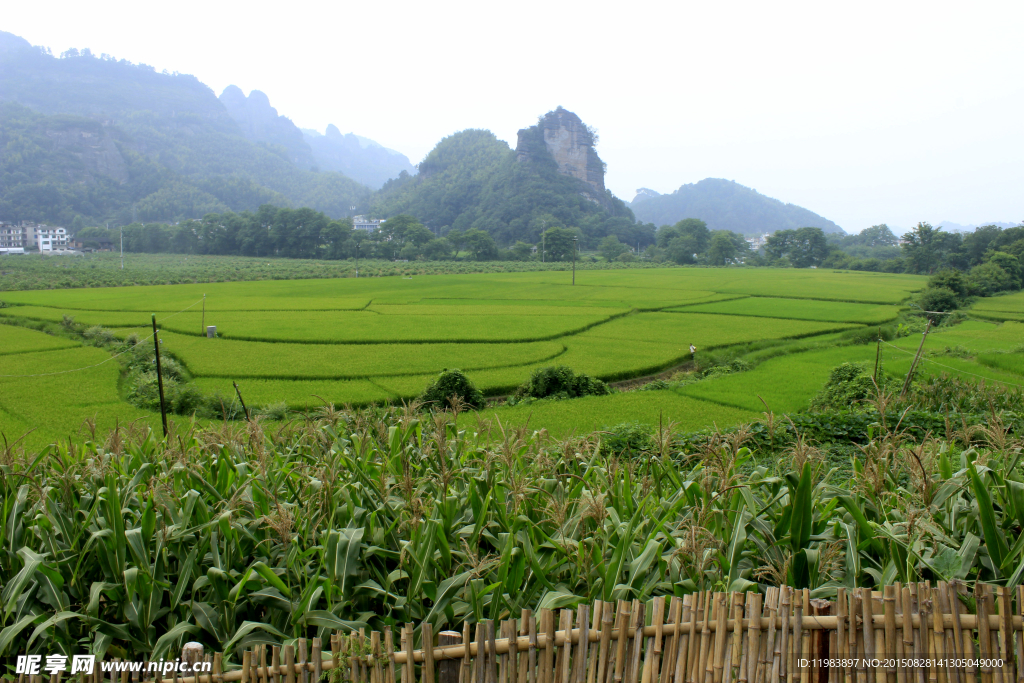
[642,599,662,683]
[676,595,693,683]
[598,603,615,683]
[530,614,538,683]
[423,627,435,683]
[977,585,993,683]
[713,593,728,683]
[747,593,762,683]
[883,587,897,683]
[661,598,681,683]
[388,628,400,683]
[579,605,592,683]
[630,603,646,683]
[542,612,556,683]
[766,588,781,683]
[949,584,969,683]
[615,601,632,683]
[273,648,282,683]
[779,588,791,683]
[492,621,502,683]
[685,594,700,683]
[285,646,296,683]
[734,594,746,683]
[997,587,1016,683]
[558,610,573,683]
[757,594,772,683]
[313,639,323,683]
[934,585,955,683]
[795,592,806,683]
[462,622,472,683]
[521,611,532,683]
[895,588,907,683]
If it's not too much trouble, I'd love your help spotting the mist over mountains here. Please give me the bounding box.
[0,28,889,240]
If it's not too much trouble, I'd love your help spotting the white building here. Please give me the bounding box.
[353,215,385,233]
[0,222,69,251]
[745,232,772,250]
[33,225,68,251]
[0,223,28,249]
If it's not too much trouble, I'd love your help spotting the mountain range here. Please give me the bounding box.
[631,180,845,235]
[1,29,861,241]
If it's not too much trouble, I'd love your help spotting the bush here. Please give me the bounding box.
[918,286,960,313]
[969,263,1015,296]
[928,269,969,298]
[600,422,655,457]
[516,366,609,400]
[699,359,750,379]
[809,362,891,412]
[419,369,485,411]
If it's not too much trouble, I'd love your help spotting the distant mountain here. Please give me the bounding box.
[218,86,316,169]
[630,179,845,235]
[302,125,415,190]
[0,31,369,225]
[371,108,642,247]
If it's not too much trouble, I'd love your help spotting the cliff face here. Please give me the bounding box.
[516,107,607,203]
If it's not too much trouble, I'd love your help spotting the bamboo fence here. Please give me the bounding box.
[44,582,1024,683]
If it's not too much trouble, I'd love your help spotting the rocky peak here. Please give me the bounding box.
[515,106,607,201]
[218,86,314,168]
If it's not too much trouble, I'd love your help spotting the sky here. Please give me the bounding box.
[5,0,1023,233]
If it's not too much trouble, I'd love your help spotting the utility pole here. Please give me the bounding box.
[355,242,359,278]
[542,232,545,263]
[572,236,578,285]
[151,314,168,437]
[120,227,123,270]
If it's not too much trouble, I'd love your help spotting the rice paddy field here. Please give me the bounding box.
[5,264,1022,445]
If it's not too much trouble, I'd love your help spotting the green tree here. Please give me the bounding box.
[542,226,576,261]
[509,241,534,261]
[599,235,630,261]
[765,227,828,267]
[463,228,498,260]
[901,223,963,274]
[422,238,453,260]
[705,231,737,265]
[987,252,1023,288]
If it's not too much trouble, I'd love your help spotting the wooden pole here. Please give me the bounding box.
[233,381,251,422]
[439,631,462,683]
[873,328,882,384]
[201,294,206,336]
[151,314,168,437]
[900,320,931,398]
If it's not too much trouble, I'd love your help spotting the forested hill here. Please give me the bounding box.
[370,120,642,247]
[631,179,845,235]
[219,86,416,189]
[0,31,369,225]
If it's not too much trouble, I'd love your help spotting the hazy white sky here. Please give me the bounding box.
[6,0,1023,232]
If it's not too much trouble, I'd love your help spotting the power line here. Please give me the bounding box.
[880,339,1024,390]
[0,297,203,379]
[0,332,155,379]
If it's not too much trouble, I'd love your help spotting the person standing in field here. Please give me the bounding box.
[689,343,696,363]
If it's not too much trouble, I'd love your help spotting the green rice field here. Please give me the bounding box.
[13,264,1020,446]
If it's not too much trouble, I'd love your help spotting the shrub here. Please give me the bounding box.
[969,263,1015,296]
[918,286,960,313]
[699,359,750,379]
[809,362,890,412]
[600,422,655,457]
[516,366,609,400]
[419,369,485,411]
[928,269,969,298]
